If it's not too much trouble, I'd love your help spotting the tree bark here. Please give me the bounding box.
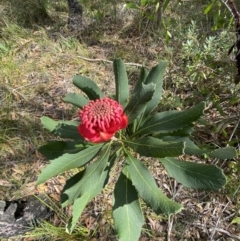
[67,0,83,31]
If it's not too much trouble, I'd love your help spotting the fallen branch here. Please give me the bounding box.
[77,55,143,67]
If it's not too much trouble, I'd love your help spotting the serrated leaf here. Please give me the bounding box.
[132,67,148,96]
[62,144,111,207]
[160,157,226,190]
[38,141,85,159]
[113,59,129,108]
[65,145,112,233]
[126,136,184,158]
[132,62,167,131]
[208,147,237,160]
[41,116,60,132]
[127,67,148,134]
[113,168,144,241]
[61,151,117,205]
[73,75,104,100]
[124,83,155,124]
[181,138,206,155]
[56,123,84,140]
[61,171,85,205]
[36,144,104,185]
[143,61,167,117]
[41,116,82,140]
[66,195,91,234]
[133,102,205,137]
[161,136,206,156]
[161,136,237,159]
[125,152,182,215]
[63,93,89,108]
[154,126,194,138]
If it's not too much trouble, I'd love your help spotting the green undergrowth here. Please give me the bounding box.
[0,0,239,240]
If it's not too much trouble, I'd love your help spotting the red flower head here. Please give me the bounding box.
[78,97,128,143]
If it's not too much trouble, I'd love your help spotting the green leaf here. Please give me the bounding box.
[208,147,237,160]
[231,217,240,224]
[38,141,85,160]
[132,62,167,130]
[62,144,112,207]
[61,171,84,205]
[63,93,89,108]
[140,0,148,6]
[132,67,148,96]
[61,151,117,205]
[133,102,205,137]
[126,3,140,9]
[73,75,104,100]
[66,195,91,234]
[36,144,104,185]
[143,61,167,117]
[161,136,237,160]
[113,168,144,241]
[124,83,155,124]
[65,145,112,233]
[54,123,83,140]
[125,152,182,215]
[163,0,170,12]
[41,116,83,140]
[181,138,207,155]
[113,59,129,108]
[161,136,206,156]
[126,136,184,158]
[41,116,61,132]
[0,43,9,52]
[204,2,214,14]
[160,157,227,190]
[154,126,194,138]
[127,67,148,134]
[52,122,84,139]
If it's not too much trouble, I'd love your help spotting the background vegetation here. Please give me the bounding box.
[0,0,239,240]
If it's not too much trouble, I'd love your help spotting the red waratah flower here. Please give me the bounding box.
[78,97,128,143]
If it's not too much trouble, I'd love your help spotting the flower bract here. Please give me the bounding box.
[78,97,128,143]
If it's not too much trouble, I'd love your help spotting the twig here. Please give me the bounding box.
[167,216,174,241]
[228,115,240,142]
[220,115,240,167]
[209,202,230,240]
[77,55,143,67]
[221,0,238,18]
[192,222,240,240]
[211,227,240,240]
[209,185,240,240]
[167,180,181,241]
[221,0,240,26]
[10,80,49,91]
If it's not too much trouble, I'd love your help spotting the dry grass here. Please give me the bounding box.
[0,0,240,240]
